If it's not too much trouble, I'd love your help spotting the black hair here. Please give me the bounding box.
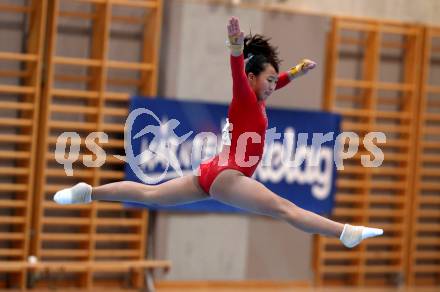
[243,34,281,75]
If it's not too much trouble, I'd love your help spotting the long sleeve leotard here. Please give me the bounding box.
[197,54,291,193]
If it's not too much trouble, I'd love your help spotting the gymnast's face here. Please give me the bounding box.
[248,63,278,101]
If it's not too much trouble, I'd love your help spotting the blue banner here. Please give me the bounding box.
[124,97,341,215]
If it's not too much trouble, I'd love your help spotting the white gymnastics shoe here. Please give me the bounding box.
[53,182,92,204]
[340,224,383,248]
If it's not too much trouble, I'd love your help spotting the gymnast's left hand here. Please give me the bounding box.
[288,59,317,80]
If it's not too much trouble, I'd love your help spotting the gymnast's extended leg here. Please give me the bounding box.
[209,170,382,247]
[54,175,209,206]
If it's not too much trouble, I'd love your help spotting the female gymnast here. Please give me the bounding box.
[54,16,383,248]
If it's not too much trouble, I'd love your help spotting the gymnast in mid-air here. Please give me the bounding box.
[54,16,383,248]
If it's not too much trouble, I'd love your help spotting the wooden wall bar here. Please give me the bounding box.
[0,0,47,289]
[408,26,440,287]
[316,17,423,287]
[31,0,163,289]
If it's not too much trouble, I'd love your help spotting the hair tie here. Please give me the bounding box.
[245,53,254,64]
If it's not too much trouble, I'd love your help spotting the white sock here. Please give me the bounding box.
[53,182,92,205]
[339,224,383,248]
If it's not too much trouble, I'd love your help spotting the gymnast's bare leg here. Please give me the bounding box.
[53,175,209,206]
[208,170,382,247]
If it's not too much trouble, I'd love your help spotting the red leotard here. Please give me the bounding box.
[198,54,291,194]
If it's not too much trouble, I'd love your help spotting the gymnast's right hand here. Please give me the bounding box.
[227,16,244,56]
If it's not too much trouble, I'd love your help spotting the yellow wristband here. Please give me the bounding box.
[288,62,306,79]
[227,36,243,55]
[227,42,243,55]
[289,65,301,76]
